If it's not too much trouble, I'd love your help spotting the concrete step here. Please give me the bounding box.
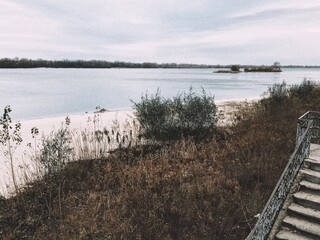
[276,229,314,240]
[300,169,320,184]
[309,144,320,159]
[300,180,320,195]
[294,192,320,211]
[304,157,320,172]
[282,216,320,238]
[288,203,320,224]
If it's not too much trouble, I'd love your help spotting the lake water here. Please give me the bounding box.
[1,68,320,121]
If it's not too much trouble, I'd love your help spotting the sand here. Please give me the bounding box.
[0,109,135,197]
[216,97,259,126]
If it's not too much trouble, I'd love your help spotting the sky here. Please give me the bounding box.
[1,0,320,65]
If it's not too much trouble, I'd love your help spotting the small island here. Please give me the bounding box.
[214,65,241,73]
[214,62,282,73]
[244,62,282,72]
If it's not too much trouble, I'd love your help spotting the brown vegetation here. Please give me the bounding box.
[1,81,320,239]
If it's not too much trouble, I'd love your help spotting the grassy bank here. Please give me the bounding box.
[1,80,320,239]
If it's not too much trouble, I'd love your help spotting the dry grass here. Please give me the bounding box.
[1,84,320,239]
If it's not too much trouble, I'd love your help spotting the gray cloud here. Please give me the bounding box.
[1,0,320,64]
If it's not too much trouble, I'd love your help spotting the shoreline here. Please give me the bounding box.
[14,96,261,122]
[1,98,260,197]
[13,107,135,122]
[14,96,260,140]
[216,97,259,126]
[215,96,260,105]
[1,109,136,197]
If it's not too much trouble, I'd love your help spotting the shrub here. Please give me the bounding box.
[132,88,217,141]
[265,81,288,103]
[132,89,169,140]
[289,78,315,98]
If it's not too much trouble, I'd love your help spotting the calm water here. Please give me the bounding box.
[1,68,320,120]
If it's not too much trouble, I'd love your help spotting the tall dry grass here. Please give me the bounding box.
[1,81,320,239]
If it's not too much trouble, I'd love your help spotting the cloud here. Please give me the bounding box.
[1,0,320,64]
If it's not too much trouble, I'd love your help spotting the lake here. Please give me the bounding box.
[1,68,320,121]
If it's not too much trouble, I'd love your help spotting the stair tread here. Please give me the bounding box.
[283,216,320,237]
[305,158,320,172]
[310,144,320,158]
[300,180,320,191]
[294,191,320,203]
[305,157,320,165]
[276,229,314,240]
[300,169,320,178]
[289,203,320,221]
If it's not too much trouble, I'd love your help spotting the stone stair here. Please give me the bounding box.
[274,150,320,240]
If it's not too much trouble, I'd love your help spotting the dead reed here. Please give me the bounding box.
[1,81,320,239]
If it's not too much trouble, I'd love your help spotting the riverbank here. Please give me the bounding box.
[1,109,135,197]
[0,99,258,197]
[216,97,259,126]
[1,80,319,239]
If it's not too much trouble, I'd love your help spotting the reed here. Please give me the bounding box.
[1,80,320,239]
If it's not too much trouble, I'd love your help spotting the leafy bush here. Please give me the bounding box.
[289,78,315,98]
[265,81,288,103]
[132,89,168,139]
[133,88,217,140]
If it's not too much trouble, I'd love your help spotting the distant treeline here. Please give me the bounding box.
[0,58,319,69]
[0,58,215,69]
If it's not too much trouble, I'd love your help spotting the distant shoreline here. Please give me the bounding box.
[1,66,319,69]
[0,58,319,69]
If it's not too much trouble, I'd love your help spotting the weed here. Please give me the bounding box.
[38,118,73,175]
[71,114,139,160]
[0,106,22,193]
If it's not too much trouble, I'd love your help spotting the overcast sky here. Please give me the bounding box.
[1,0,320,65]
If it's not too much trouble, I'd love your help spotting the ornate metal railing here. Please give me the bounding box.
[246,111,320,240]
[296,111,320,145]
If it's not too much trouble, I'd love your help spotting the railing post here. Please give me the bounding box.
[296,123,302,146]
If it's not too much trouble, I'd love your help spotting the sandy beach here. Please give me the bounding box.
[0,99,257,197]
[216,97,259,126]
[0,109,136,197]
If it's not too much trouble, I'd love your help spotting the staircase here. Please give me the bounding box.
[246,112,320,240]
[274,146,320,239]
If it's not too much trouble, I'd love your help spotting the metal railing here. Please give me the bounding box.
[296,111,320,145]
[246,111,320,240]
